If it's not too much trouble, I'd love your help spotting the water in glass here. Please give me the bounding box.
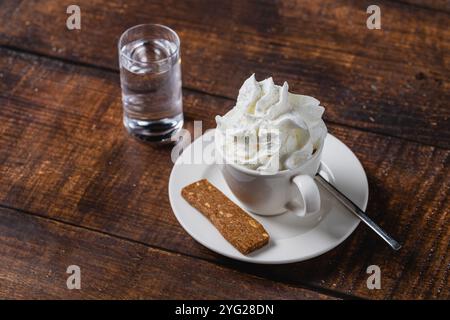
[120,36,183,143]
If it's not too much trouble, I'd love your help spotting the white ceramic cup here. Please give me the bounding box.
[215,132,325,217]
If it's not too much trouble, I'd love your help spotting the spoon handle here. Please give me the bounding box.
[315,173,402,251]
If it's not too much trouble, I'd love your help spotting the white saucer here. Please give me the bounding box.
[168,130,368,264]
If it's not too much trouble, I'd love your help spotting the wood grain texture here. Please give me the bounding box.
[0,48,448,299]
[0,0,448,148]
[398,0,450,12]
[0,207,333,299]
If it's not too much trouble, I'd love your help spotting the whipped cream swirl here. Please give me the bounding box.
[215,74,327,173]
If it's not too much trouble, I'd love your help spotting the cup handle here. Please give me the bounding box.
[292,175,321,217]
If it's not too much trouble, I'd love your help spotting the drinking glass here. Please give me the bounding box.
[118,24,183,143]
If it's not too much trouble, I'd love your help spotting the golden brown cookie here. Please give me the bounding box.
[181,179,269,255]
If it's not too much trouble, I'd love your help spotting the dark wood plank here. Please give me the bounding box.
[0,207,333,299]
[0,48,448,299]
[0,0,449,148]
[398,0,450,12]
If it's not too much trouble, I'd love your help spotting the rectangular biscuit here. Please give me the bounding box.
[181,179,269,255]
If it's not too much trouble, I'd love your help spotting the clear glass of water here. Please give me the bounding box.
[118,24,183,143]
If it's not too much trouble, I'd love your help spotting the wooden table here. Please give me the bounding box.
[0,0,448,300]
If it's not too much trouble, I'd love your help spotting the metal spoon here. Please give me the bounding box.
[314,171,402,251]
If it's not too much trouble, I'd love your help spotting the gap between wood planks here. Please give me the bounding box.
[0,202,363,300]
[389,0,450,14]
[0,44,447,152]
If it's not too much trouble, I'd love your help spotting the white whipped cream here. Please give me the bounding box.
[215,74,327,173]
